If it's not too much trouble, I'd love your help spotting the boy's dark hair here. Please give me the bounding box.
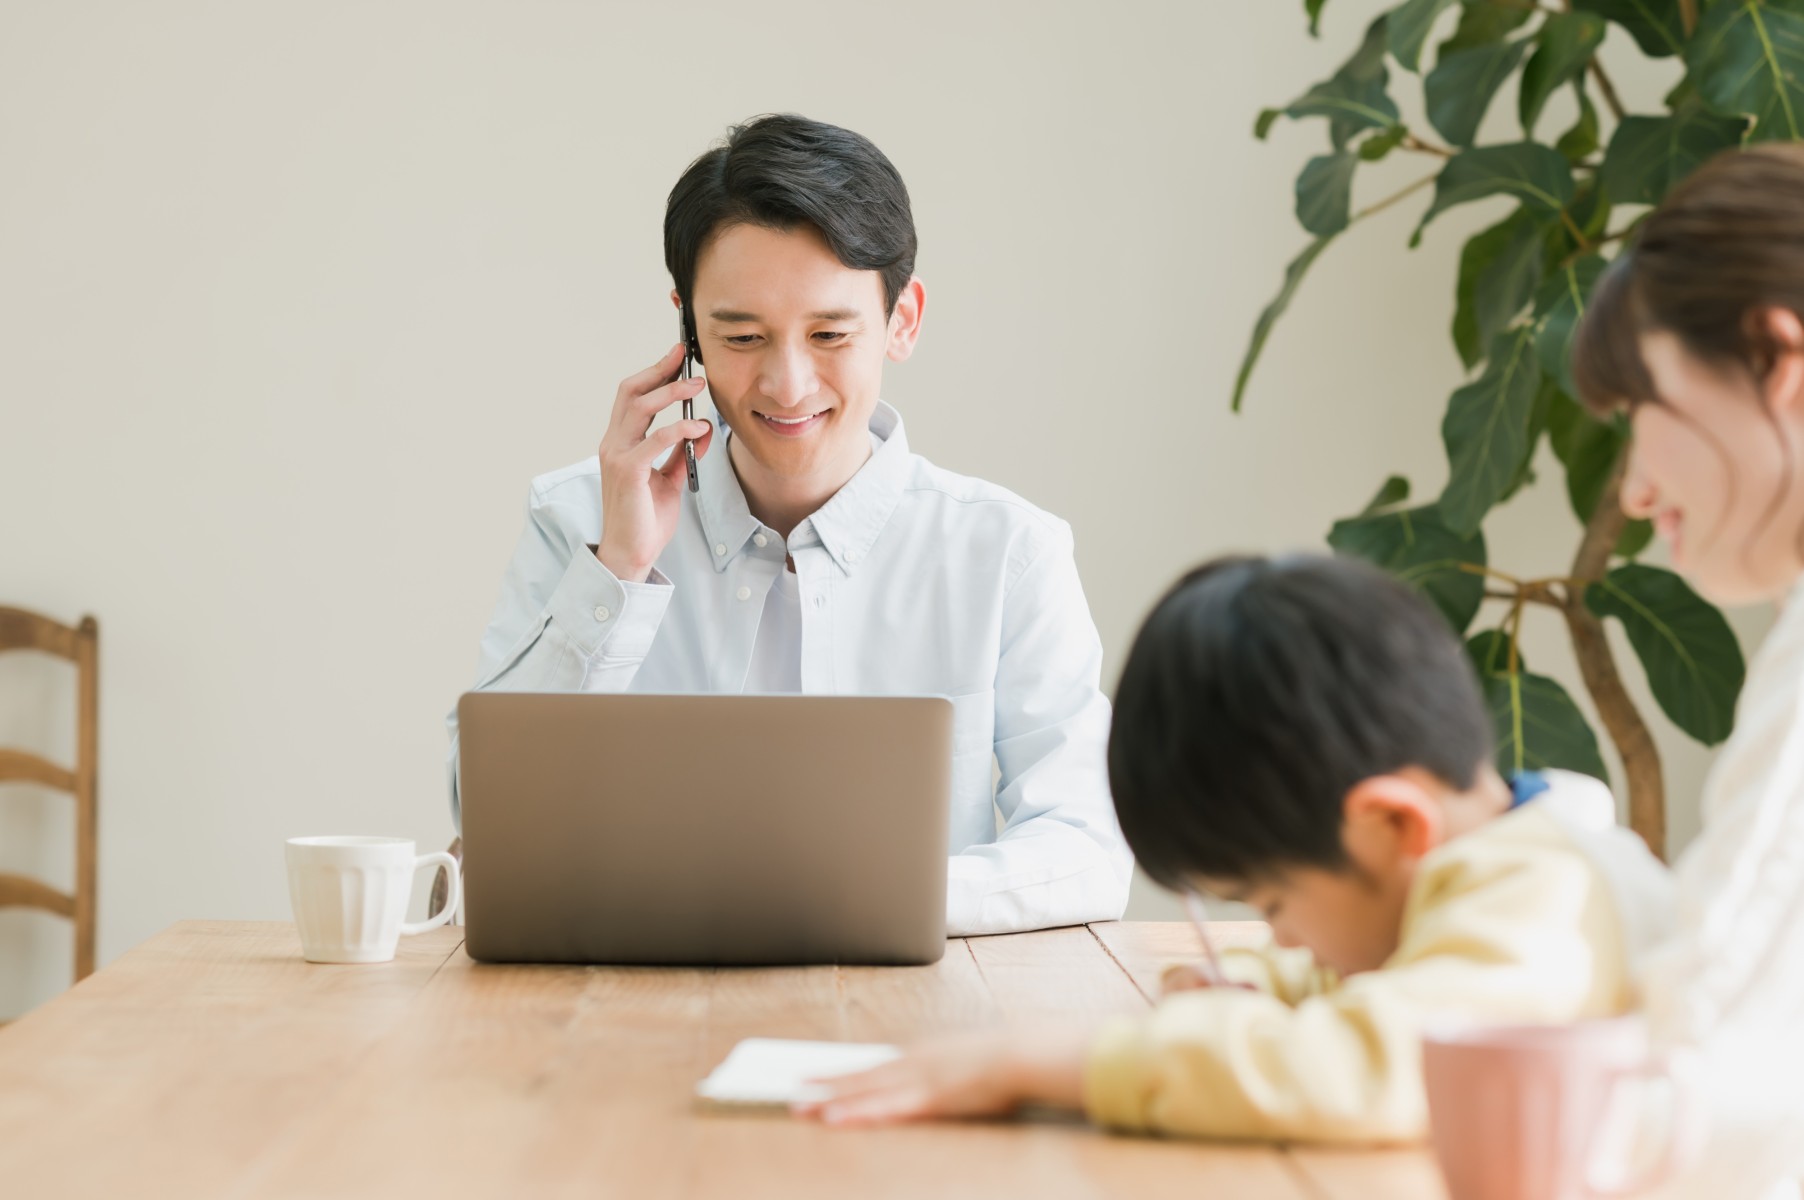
[664,114,917,328]
[1108,554,1494,890]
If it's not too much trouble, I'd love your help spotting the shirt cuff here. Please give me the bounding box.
[545,549,673,659]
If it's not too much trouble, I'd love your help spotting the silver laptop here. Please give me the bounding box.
[456,693,953,966]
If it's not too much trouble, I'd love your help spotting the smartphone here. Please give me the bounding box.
[678,304,701,493]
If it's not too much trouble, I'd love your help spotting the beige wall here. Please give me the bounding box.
[0,1,1771,1014]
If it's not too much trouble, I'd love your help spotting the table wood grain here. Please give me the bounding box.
[0,920,1444,1199]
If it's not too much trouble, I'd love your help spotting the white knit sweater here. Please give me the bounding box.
[1643,583,1804,1200]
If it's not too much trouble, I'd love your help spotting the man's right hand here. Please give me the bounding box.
[594,344,714,583]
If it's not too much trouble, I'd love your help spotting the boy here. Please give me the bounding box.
[796,554,1674,1142]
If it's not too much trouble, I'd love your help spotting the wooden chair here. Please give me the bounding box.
[0,607,99,989]
[427,836,461,923]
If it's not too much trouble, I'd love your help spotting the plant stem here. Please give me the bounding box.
[1589,60,1628,122]
[1352,173,1437,223]
[1458,562,1523,587]
[1679,0,1698,37]
[1402,133,1455,159]
[1559,451,1668,856]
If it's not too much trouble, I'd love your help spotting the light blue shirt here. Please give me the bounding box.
[448,402,1133,936]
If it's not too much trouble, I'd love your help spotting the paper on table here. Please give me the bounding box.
[695,1038,902,1108]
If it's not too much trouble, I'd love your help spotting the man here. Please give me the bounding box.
[447,114,1129,936]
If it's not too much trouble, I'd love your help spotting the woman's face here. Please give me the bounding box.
[1624,325,1804,606]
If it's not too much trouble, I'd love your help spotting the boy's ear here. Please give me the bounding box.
[1342,774,1444,864]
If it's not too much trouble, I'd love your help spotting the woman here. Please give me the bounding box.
[1572,142,1804,1200]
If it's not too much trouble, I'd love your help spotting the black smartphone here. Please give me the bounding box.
[678,303,700,493]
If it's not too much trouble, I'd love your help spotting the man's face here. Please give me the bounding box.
[688,222,916,493]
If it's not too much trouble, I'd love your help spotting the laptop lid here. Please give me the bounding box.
[456,693,953,966]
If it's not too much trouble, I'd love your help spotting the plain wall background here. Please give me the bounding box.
[0,0,1774,1015]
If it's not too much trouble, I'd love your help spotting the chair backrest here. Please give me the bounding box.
[0,607,99,982]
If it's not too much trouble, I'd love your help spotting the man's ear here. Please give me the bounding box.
[885,277,926,363]
[1342,774,1444,865]
[1753,305,1804,415]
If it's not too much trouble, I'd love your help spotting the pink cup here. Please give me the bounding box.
[1423,1017,1700,1200]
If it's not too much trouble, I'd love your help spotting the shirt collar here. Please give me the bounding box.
[1507,770,1550,810]
[693,401,911,577]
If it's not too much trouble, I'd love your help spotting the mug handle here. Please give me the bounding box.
[1586,1049,1704,1196]
[401,851,461,936]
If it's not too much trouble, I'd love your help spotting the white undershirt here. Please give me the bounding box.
[740,432,881,696]
[743,561,802,694]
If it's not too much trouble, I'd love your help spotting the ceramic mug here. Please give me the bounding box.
[285,836,461,963]
[1423,1016,1701,1200]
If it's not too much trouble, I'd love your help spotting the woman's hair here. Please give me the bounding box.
[1573,143,1804,415]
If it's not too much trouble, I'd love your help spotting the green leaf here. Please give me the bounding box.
[1687,0,1804,143]
[1573,0,1686,58]
[1468,631,1611,781]
[1532,255,1608,399]
[1498,372,1557,505]
[1586,564,1747,744]
[1307,0,1329,37]
[1329,502,1488,632]
[1467,628,1523,677]
[1360,124,1409,160]
[1284,17,1402,149]
[1391,0,1461,71]
[1233,236,1337,413]
[1556,85,1602,162]
[1297,153,1360,236]
[1426,37,1534,147]
[1361,474,1412,515]
[1439,326,1543,536]
[1521,12,1608,135]
[1619,519,1656,558]
[1256,108,1284,140]
[1442,0,1535,54]
[1546,390,1654,557]
[1414,143,1577,246]
[1547,180,1612,266]
[1453,208,1551,370]
[1600,106,1751,207]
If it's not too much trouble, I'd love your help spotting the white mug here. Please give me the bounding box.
[285,836,461,963]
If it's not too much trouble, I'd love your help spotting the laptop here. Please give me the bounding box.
[455,693,953,966]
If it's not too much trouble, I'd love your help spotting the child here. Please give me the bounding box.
[796,554,1673,1142]
[1571,143,1804,1198]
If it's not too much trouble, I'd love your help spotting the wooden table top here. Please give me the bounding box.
[0,920,1444,1199]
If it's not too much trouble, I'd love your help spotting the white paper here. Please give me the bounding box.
[695,1038,902,1107]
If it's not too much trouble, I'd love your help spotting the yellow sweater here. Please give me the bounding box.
[1084,776,1674,1143]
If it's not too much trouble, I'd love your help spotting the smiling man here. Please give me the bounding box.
[446,114,1131,936]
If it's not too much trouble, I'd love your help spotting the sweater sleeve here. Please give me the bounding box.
[1084,811,1630,1142]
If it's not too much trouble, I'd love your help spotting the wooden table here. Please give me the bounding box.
[0,921,1444,1199]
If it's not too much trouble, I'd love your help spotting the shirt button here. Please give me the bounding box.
[736,586,752,602]
[753,533,769,548]
[844,550,859,564]
[813,595,825,608]
[714,543,727,557]
[593,606,610,622]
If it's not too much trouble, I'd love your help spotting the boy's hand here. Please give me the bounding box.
[1161,962,1216,995]
[1160,962,1261,997]
[791,1024,1095,1128]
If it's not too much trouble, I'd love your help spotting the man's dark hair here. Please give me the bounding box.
[664,114,918,326]
[1108,554,1494,890]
